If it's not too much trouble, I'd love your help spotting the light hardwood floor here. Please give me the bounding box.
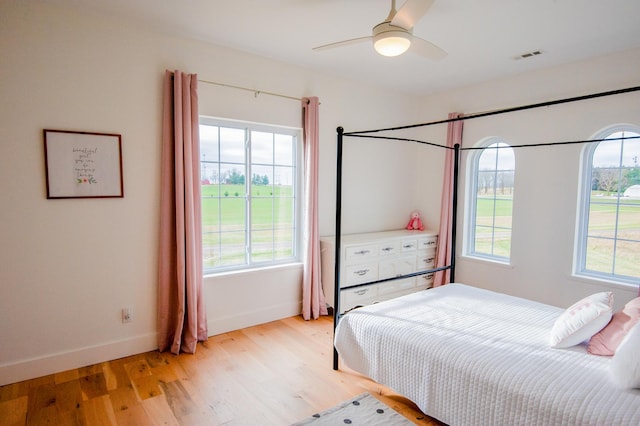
[0,315,444,425]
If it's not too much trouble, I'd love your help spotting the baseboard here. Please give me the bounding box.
[1,303,303,386]
[207,301,302,336]
[0,332,157,386]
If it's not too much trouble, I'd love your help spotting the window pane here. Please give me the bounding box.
[593,139,622,168]
[200,118,300,273]
[588,200,616,239]
[470,141,515,260]
[251,230,275,262]
[474,225,493,253]
[492,228,512,258]
[220,198,245,230]
[202,230,220,270]
[201,196,220,229]
[220,164,246,191]
[617,203,640,278]
[579,128,640,284]
[616,240,640,277]
[621,137,640,167]
[275,134,294,166]
[477,171,496,197]
[219,231,246,267]
[251,198,273,230]
[494,199,513,228]
[585,236,614,274]
[618,204,640,237]
[475,196,495,227]
[275,228,294,257]
[200,125,219,162]
[251,164,273,191]
[220,127,245,163]
[274,195,294,227]
[251,131,273,164]
[274,166,294,187]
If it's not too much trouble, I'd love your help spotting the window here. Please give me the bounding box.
[465,139,515,261]
[575,126,640,285]
[199,117,302,273]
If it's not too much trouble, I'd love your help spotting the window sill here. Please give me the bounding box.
[204,262,304,280]
[459,254,514,269]
[569,273,639,293]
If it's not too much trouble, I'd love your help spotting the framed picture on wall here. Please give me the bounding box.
[43,129,124,199]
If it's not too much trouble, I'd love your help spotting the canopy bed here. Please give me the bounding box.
[329,86,640,425]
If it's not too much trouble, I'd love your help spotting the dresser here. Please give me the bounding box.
[320,229,438,314]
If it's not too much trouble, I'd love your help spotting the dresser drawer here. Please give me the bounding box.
[378,240,401,256]
[375,287,419,304]
[400,238,418,252]
[342,284,378,310]
[417,273,435,289]
[377,278,416,295]
[344,262,378,285]
[379,255,415,280]
[417,252,436,270]
[418,236,438,250]
[344,243,377,264]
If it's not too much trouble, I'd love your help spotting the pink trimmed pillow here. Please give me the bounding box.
[609,322,640,388]
[549,292,614,349]
[588,297,640,356]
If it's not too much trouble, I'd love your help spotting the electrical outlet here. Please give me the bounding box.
[121,308,133,323]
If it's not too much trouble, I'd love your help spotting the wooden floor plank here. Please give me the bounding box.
[82,394,117,426]
[0,315,443,425]
[140,395,179,426]
[0,395,27,426]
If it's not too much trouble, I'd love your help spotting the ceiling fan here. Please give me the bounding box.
[312,0,447,59]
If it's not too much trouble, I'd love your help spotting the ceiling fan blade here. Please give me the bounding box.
[312,36,372,51]
[410,36,447,60]
[391,0,435,30]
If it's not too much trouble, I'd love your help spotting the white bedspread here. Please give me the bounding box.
[334,283,640,426]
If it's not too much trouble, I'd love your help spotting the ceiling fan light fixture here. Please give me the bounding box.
[374,31,411,56]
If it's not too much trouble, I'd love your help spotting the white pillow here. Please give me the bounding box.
[610,322,640,388]
[549,292,613,348]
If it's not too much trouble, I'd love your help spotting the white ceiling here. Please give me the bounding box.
[42,0,640,95]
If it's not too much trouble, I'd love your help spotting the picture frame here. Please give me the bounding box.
[43,129,124,199]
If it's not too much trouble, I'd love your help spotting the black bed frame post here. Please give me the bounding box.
[450,143,460,283]
[332,127,344,370]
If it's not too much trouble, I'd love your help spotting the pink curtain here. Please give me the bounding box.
[157,70,208,354]
[302,97,328,320]
[433,112,464,287]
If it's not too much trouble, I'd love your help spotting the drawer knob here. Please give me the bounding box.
[355,249,370,255]
[354,269,370,276]
[381,247,394,252]
[355,289,368,295]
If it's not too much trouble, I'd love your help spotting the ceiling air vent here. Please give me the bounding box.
[514,50,544,60]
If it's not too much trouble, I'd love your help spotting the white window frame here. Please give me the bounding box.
[464,137,515,263]
[200,116,303,274]
[574,123,640,286]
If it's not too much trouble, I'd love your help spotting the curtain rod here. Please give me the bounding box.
[198,78,303,102]
[343,84,640,136]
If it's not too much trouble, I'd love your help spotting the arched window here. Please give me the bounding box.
[465,138,515,262]
[575,125,640,284]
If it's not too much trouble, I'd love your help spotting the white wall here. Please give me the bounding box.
[418,48,640,311]
[1,0,638,386]
[0,0,425,385]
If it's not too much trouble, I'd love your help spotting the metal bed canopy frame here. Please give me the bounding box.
[331,85,640,370]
